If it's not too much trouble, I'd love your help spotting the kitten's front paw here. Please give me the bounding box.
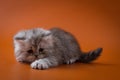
[31,59,50,70]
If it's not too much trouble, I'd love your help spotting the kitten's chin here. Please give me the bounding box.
[16,56,36,64]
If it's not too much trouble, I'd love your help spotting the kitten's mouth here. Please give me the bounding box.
[18,60,33,64]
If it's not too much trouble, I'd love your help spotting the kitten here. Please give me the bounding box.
[13,28,103,70]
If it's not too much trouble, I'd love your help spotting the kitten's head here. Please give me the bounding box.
[13,28,54,63]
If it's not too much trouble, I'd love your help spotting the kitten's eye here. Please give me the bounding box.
[39,48,44,52]
[27,50,33,53]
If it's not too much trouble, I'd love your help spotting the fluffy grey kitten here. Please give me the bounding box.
[13,28,103,70]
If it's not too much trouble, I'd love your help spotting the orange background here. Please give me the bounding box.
[0,0,120,80]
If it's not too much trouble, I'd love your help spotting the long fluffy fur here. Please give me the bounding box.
[13,28,103,70]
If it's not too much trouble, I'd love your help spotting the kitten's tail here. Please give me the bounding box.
[79,48,103,63]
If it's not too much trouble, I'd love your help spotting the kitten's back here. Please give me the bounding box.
[50,28,81,63]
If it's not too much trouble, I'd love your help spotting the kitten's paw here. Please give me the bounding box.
[31,59,50,70]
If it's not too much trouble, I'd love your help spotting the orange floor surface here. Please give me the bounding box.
[0,0,120,80]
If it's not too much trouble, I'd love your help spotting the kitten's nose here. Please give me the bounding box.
[35,55,37,57]
[34,54,38,57]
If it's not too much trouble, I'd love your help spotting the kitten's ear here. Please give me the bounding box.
[42,34,53,46]
[14,31,26,43]
[14,36,26,44]
[45,32,51,36]
[14,37,26,40]
[44,31,51,36]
